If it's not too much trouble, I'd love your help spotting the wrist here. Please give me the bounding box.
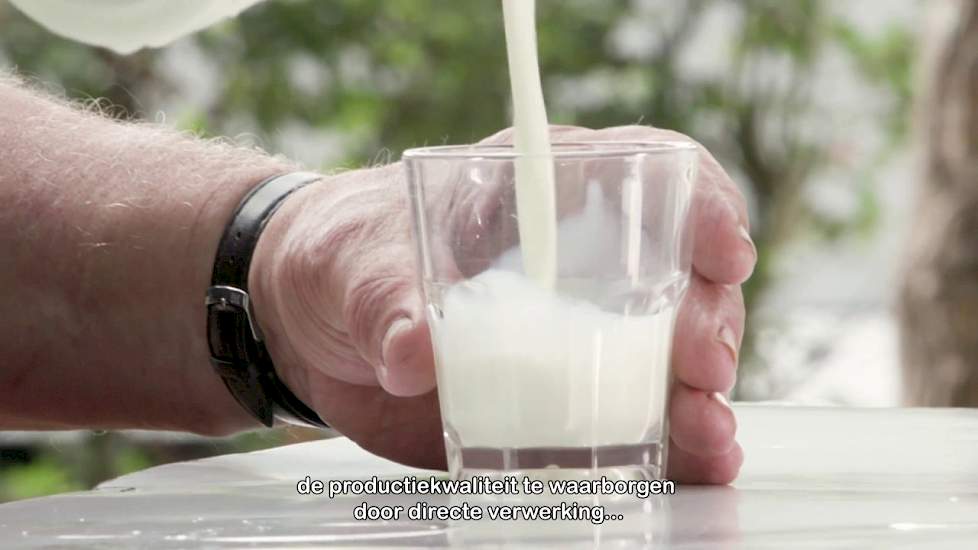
[246,178,328,410]
[245,163,407,419]
[204,171,330,429]
[181,166,303,436]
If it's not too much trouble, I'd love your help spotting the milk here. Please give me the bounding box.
[501,0,558,288]
[430,270,675,449]
[428,184,680,450]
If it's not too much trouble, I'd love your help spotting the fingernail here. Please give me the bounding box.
[380,318,413,370]
[738,225,757,262]
[712,391,732,409]
[716,324,739,366]
[375,363,391,386]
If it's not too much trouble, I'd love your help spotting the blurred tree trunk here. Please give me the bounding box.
[900,1,978,406]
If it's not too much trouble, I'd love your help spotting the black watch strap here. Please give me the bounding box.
[206,171,329,429]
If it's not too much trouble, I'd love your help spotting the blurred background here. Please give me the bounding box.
[2,0,974,502]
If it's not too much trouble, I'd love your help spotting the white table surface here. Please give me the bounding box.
[2,404,977,549]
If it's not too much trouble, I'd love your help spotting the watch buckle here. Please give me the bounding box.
[205,285,265,342]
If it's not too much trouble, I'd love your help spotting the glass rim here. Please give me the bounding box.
[402,141,697,160]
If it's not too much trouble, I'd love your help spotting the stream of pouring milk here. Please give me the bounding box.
[429,1,675,450]
[501,0,557,287]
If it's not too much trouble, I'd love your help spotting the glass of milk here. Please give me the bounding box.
[404,142,697,481]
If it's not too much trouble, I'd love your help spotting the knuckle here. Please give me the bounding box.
[607,125,696,144]
[686,278,744,329]
[479,127,514,145]
[548,124,590,140]
[712,283,746,334]
[717,283,745,315]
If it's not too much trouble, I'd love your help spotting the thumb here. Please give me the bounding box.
[343,267,436,397]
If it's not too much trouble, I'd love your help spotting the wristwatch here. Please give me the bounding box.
[205,171,329,429]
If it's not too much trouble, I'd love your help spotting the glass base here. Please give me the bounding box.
[446,440,666,482]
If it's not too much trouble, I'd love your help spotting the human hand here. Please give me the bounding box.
[249,125,754,482]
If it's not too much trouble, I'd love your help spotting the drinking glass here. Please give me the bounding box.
[403,142,697,481]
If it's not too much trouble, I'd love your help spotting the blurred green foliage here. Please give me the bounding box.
[0,430,305,503]
[832,21,915,140]
[0,0,913,499]
[1,455,84,501]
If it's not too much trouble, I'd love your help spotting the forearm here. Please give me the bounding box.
[0,76,297,435]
